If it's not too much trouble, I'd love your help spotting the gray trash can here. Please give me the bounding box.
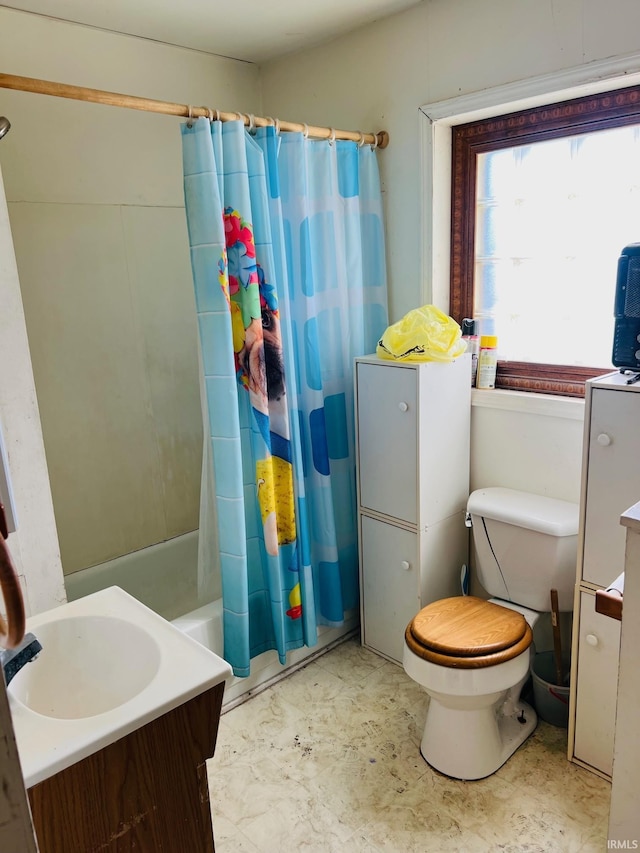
[531,651,570,728]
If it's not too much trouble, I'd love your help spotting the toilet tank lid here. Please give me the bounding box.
[467,487,579,537]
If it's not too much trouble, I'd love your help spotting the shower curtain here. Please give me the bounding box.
[181,118,387,676]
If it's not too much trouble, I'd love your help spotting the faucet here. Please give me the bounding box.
[1,632,42,686]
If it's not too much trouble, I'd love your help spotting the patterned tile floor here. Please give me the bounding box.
[208,636,610,852]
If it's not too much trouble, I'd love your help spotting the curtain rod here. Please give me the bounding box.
[0,73,389,149]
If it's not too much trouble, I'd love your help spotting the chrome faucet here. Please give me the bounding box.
[1,632,42,686]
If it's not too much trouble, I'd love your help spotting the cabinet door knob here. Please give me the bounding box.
[596,433,612,446]
[400,560,411,571]
[585,633,599,647]
[398,401,409,412]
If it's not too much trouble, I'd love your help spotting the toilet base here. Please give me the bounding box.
[420,695,537,780]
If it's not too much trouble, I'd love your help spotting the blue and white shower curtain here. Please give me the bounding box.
[181,118,387,676]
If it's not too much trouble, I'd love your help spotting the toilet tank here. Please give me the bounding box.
[467,487,579,612]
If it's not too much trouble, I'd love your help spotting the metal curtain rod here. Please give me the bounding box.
[0,73,389,149]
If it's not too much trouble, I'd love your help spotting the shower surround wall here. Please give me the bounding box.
[0,8,260,585]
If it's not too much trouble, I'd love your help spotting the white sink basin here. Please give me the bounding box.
[8,586,232,787]
[11,615,162,719]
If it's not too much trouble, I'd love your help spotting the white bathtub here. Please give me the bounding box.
[65,532,358,707]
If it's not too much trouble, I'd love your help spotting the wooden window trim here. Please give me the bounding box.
[450,84,640,397]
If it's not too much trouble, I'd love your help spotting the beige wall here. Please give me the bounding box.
[260,0,640,505]
[0,163,65,616]
[0,8,261,575]
[260,0,640,323]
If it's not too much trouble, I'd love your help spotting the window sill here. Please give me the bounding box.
[471,388,585,421]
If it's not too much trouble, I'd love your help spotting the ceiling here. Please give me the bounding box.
[3,0,424,63]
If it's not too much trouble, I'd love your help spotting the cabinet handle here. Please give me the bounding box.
[585,633,599,647]
[400,560,411,571]
[596,433,612,447]
[398,401,409,412]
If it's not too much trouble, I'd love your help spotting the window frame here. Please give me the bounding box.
[450,84,640,397]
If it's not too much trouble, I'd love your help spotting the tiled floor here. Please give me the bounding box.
[208,636,610,852]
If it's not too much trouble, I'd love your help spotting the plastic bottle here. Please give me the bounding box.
[476,335,498,389]
[461,319,479,386]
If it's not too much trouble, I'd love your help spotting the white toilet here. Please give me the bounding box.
[403,487,579,781]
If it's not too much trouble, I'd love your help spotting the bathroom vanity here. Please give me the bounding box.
[354,355,471,664]
[7,586,232,852]
[27,684,224,853]
[569,371,640,779]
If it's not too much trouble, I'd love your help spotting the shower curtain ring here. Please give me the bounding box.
[274,118,281,135]
[358,131,366,148]
[206,108,214,122]
[328,127,336,145]
[302,122,309,139]
[247,113,256,134]
[187,105,194,128]
[370,132,379,151]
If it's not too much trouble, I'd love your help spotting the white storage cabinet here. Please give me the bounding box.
[569,371,640,779]
[608,502,640,844]
[354,355,471,664]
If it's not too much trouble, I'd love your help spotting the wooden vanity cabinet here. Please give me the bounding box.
[28,683,225,853]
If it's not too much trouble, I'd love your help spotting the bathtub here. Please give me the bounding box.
[65,532,358,708]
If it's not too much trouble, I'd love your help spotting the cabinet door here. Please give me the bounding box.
[356,362,417,525]
[361,515,419,664]
[573,591,621,778]
[583,388,640,587]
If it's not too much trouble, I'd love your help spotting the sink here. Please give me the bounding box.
[10,615,161,718]
[8,586,232,787]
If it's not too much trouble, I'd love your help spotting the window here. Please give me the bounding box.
[450,84,640,396]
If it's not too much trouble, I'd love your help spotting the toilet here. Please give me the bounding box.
[403,487,579,781]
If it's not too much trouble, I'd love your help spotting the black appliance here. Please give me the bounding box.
[612,243,640,371]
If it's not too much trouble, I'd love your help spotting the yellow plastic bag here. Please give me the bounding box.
[376,304,466,363]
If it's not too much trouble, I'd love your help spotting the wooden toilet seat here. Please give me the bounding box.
[405,596,533,669]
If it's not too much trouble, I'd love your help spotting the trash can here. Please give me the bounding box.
[531,651,570,728]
